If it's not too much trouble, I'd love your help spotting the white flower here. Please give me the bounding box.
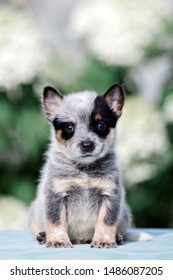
[0,7,48,90]
[116,96,169,185]
[0,196,28,230]
[70,0,172,66]
[128,56,173,104]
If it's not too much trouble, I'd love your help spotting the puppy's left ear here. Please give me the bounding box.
[42,86,63,121]
[103,83,125,118]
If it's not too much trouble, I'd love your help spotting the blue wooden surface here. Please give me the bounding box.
[0,229,172,260]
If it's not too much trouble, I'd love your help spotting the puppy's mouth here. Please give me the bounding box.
[79,152,95,161]
[80,146,104,159]
[81,154,93,158]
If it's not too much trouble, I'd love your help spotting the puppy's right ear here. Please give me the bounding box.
[42,86,63,121]
[103,83,125,118]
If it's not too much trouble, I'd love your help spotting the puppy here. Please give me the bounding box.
[28,83,132,248]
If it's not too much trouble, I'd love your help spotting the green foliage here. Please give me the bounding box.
[0,84,49,204]
[68,59,128,94]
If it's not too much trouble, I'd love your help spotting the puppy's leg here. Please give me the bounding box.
[45,190,72,248]
[118,204,132,237]
[91,190,120,249]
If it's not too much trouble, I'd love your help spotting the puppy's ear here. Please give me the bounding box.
[42,86,63,121]
[103,83,125,118]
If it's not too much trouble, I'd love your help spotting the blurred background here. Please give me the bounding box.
[0,0,173,230]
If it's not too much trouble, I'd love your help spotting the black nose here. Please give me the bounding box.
[80,140,95,152]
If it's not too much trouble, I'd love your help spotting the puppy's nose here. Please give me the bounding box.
[80,140,95,152]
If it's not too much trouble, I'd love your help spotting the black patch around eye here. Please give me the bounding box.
[52,118,75,140]
[90,96,117,138]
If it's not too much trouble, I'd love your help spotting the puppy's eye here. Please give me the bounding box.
[97,121,107,131]
[64,123,74,133]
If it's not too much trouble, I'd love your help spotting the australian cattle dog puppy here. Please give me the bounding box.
[28,83,132,248]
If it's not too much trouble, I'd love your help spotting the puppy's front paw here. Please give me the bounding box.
[46,241,73,248]
[90,241,117,249]
[116,233,123,245]
[36,232,46,244]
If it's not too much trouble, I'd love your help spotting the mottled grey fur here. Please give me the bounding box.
[28,84,132,248]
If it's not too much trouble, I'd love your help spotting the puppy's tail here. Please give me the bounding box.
[124,231,153,242]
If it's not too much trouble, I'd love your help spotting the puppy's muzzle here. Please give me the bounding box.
[80,139,95,153]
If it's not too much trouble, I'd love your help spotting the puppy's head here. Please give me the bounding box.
[42,83,125,164]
